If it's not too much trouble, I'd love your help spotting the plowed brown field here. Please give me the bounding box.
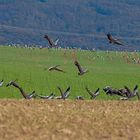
[0,100,140,140]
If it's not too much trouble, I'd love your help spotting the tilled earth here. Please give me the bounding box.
[0,100,140,140]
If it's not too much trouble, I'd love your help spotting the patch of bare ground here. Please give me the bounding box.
[0,100,140,140]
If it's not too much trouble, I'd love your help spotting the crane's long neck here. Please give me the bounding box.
[12,82,27,99]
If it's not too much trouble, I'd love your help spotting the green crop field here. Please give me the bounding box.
[0,46,140,100]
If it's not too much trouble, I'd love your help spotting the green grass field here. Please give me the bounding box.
[0,46,140,100]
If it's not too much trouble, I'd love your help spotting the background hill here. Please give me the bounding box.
[0,0,140,50]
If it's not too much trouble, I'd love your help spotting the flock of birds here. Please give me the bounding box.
[44,33,139,100]
[0,79,139,100]
[43,33,125,49]
[46,60,88,75]
[1,33,139,100]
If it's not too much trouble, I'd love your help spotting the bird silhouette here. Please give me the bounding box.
[56,86,70,99]
[47,65,65,73]
[103,86,128,97]
[6,80,36,99]
[107,33,124,46]
[44,34,59,48]
[124,85,139,99]
[85,87,100,99]
[74,60,88,75]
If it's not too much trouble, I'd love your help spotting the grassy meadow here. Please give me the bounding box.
[0,46,140,99]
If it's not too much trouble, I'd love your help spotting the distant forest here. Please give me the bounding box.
[0,0,140,50]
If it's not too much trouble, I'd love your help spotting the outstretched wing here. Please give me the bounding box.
[74,60,83,73]
[44,35,53,46]
[124,86,131,93]
[57,87,65,99]
[36,94,49,99]
[114,40,124,46]
[54,65,60,68]
[94,88,100,95]
[124,86,132,97]
[85,87,93,97]
[54,39,59,46]
[107,33,124,46]
[64,86,70,98]
[0,80,4,87]
[47,93,55,99]
[133,85,138,95]
[48,65,60,71]
[55,67,65,73]
[27,91,36,99]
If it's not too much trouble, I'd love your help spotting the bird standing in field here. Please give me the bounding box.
[44,34,59,48]
[74,60,88,75]
[107,33,124,46]
[47,65,65,73]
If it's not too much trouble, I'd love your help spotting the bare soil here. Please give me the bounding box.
[0,100,140,140]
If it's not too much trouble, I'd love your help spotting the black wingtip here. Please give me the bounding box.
[134,85,138,90]
[67,86,70,90]
[32,90,35,94]
[96,88,100,92]
[124,85,127,89]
